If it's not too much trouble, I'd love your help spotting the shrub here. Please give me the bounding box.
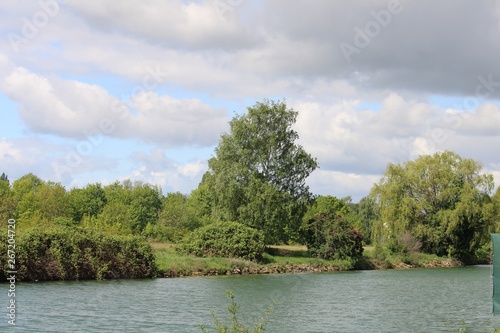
[387,231,422,255]
[303,213,363,261]
[181,222,265,261]
[12,227,157,281]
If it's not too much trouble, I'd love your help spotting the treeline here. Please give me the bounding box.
[0,173,213,241]
[0,172,372,245]
[2,99,500,279]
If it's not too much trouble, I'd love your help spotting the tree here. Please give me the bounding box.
[156,192,201,242]
[187,182,214,227]
[371,151,493,262]
[12,173,44,222]
[35,182,71,222]
[81,183,108,221]
[0,173,15,223]
[303,212,364,261]
[490,187,500,232]
[204,99,318,243]
[348,196,379,244]
[302,195,349,223]
[97,180,162,233]
[95,200,132,234]
[127,182,162,232]
[0,172,8,183]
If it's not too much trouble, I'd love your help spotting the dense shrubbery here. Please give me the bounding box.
[303,213,364,261]
[181,222,265,261]
[1,227,157,281]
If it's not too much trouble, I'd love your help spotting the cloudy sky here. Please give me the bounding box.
[1,0,500,201]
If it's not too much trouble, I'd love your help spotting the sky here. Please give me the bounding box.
[1,0,500,202]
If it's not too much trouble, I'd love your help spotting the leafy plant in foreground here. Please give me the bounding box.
[200,290,274,333]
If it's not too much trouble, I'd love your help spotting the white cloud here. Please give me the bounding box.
[66,0,259,50]
[0,137,113,183]
[127,149,208,193]
[2,67,120,137]
[129,92,228,147]
[1,67,228,147]
[307,169,381,200]
[293,94,500,189]
[1,0,500,199]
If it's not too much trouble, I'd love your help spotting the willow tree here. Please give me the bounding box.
[203,99,317,243]
[371,151,494,262]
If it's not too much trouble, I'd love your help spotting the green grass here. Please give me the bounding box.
[153,243,260,277]
[153,243,461,277]
[263,245,353,268]
[153,243,357,277]
[362,245,459,269]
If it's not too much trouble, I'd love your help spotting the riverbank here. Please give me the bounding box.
[153,243,463,278]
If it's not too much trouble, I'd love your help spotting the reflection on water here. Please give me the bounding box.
[1,266,499,332]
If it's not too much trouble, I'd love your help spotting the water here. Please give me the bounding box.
[2,266,499,332]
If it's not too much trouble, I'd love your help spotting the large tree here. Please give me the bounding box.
[204,99,318,243]
[371,151,494,262]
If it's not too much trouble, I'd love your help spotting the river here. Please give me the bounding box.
[2,266,499,332]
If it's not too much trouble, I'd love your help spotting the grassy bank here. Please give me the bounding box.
[153,243,462,278]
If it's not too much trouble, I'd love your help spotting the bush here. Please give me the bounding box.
[11,227,157,281]
[181,222,265,261]
[303,213,363,261]
[387,231,422,255]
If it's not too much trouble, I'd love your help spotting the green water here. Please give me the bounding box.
[2,266,499,332]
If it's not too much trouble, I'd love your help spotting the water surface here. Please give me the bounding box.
[2,266,499,332]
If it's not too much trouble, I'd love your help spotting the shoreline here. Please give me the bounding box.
[158,255,464,278]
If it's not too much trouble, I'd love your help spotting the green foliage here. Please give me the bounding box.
[199,290,274,333]
[0,175,15,224]
[303,195,348,223]
[94,200,133,234]
[303,213,364,261]
[12,173,43,221]
[181,222,265,261]
[95,181,162,234]
[13,227,157,281]
[347,196,379,244]
[80,183,108,220]
[204,99,318,243]
[188,183,215,226]
[36,182,72,221]
[127,182,163,232]
[154,192,203,242]
[372,151,494,263]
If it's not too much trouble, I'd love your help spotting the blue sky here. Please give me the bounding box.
[1,0,500,201]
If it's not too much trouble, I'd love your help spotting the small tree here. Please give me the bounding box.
[303,213,364,261]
